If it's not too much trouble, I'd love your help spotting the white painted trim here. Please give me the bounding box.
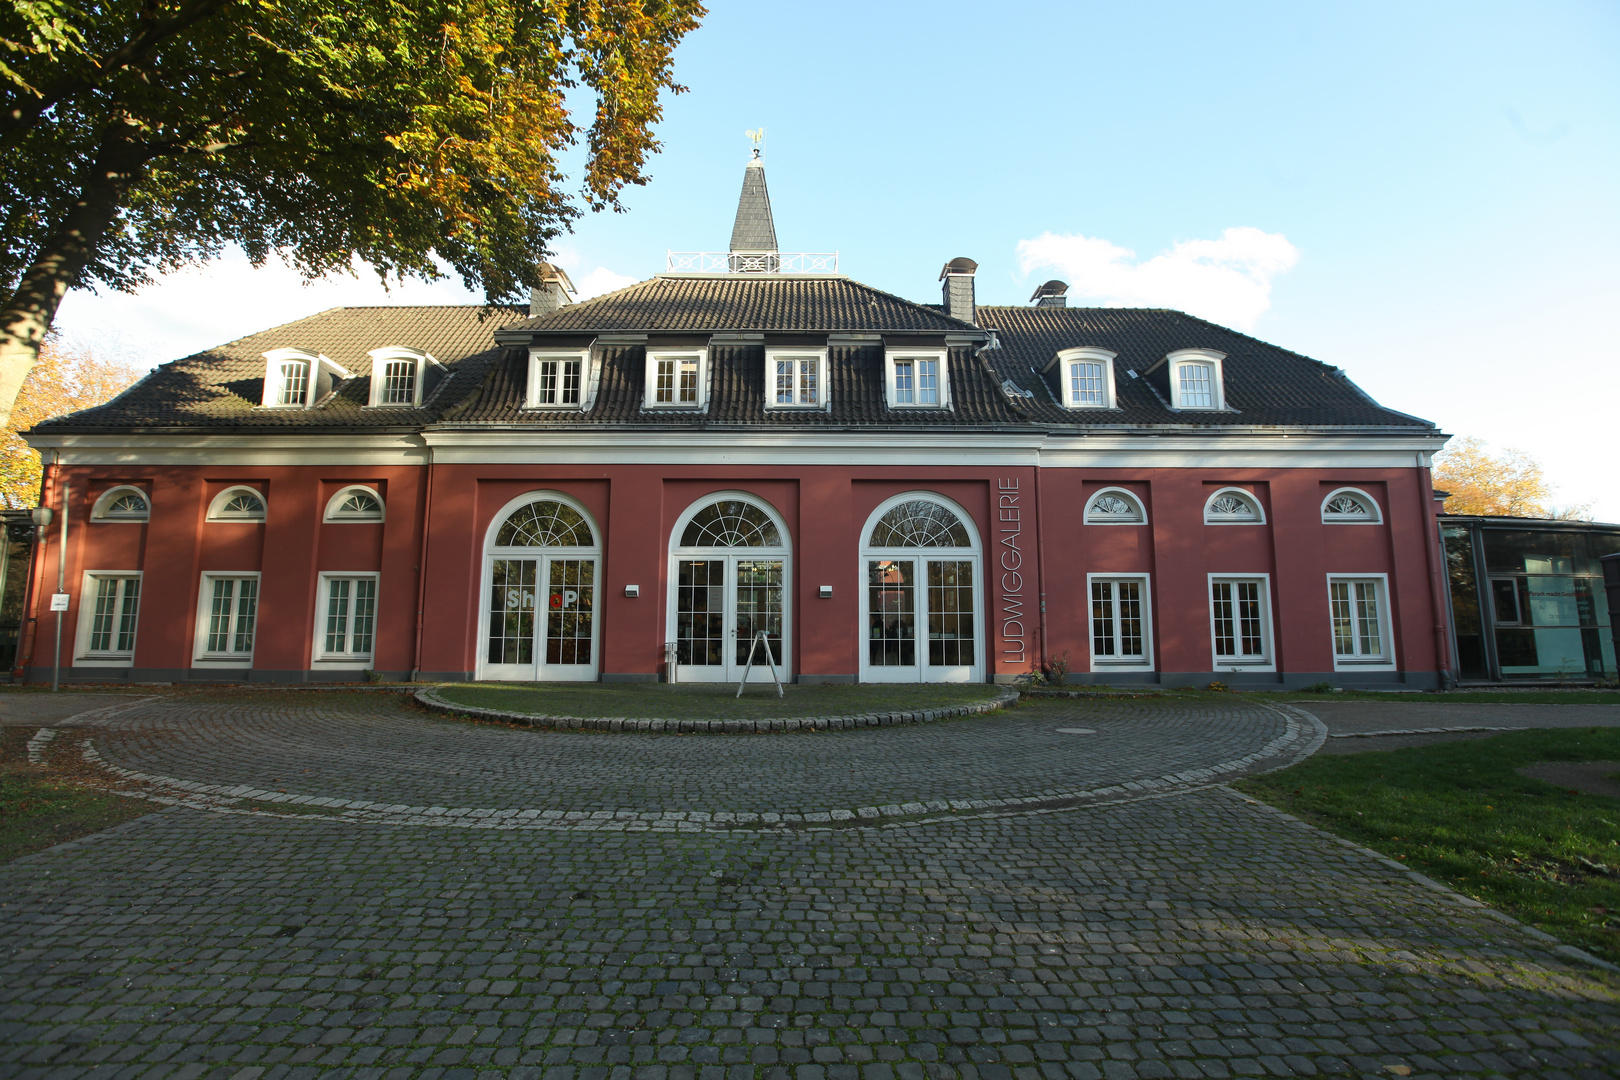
[73,570,143,666]
[526,348,591,410]
[763,347,831,411]
[883,348,950,409]
[261,348,320,409]
[1326,573,1396,670]
[1084,573,1154,671]
[1083,487,1147,526]
[1166,349,1226,411]
[311,572,382,665]
[206,485,267,522]
[1206,573,1275,672]
[666,491,792,683]
[1321,486,1383,524]
[89,485,150,523]
[1203,485,1265,525]
[644,347,710,410]
[323,485,385,523]
[1049,347,1118,410]
[192,572,262,663]
[366,347,439,408]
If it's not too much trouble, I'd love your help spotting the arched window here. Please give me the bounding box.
[207,486,266,522]
[91,486,150,523]
[867,499,971,547]
[668,494,791,683]
[1084,488,1145,525]
[680,500,782,547]
[496,499,594,547]
[367,347,439,407]
[1321,487,1382,524]
[1166,349,1226,411]
[860,493,982,683]
[324,486,385,523]
[480,493,602,682]
[1204,487,1263,524]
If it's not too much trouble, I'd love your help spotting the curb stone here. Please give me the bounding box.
[412,685,1019,733]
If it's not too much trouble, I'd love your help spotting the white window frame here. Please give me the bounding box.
[884,348,950,409]
[260,348,351,409]
[1321,487,1383,524]
[193,572,262,665]
[312,572,381,667]
[73,571,143,667]
[764,347,830,411]
[1085,573,1154,671]
[90,485,150,523]
[367,347,440,408]
[1326,573,1395,670]
[1083,487,1147,526]
[526,348,590,410]
[1049,347,1117,410]
[1203,486,1265,525]
[1207,573,1274,671]
[207,485,267,523]
[1166,348,1226,411]
[644,348,709,409]
[323,485,385,523]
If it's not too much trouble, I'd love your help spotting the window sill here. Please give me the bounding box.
[313,656,373,667]
[194,655,254,665]
[74,656,133,668]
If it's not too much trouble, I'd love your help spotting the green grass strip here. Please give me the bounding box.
[0,728,151,864]
[1234,727,1620,963]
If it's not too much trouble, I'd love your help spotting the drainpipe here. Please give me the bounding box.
[1033,462,1050,680]
[1418,460,1453,689]
[411,446,436,681]
[16,454,54,681]
[52,480,67,692]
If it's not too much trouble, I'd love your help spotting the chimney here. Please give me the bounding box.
[1030,279,1068,308]
[940,257,978,325]
[529,262,577,317]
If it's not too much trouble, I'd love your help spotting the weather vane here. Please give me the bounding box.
[746,127,765,159]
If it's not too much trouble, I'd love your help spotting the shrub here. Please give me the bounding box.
[1302,680,1333,693]
[1045,651,1072,685]
[1206,680,1229,692]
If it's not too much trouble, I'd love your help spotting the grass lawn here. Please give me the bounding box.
[0,727,151,864]
[1233,727,1620,963]
[1268,689,1620,705]
[433,682,1006,720]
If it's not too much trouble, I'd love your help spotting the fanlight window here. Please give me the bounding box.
[1322,489,1380,523]
[680,500,781,547]
[495,500,594,547]
[1085,489,1144,525]
[211,488,266,521]
[1204,488,1261,524]
[96,488,150,521]
[868,499,970,548]
[328,488,384,521]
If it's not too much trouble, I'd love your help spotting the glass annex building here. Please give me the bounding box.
[1442,515,1620,682]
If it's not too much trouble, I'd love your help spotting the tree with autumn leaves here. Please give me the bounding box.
[1433,436,1591,521]
[0,0,704,429]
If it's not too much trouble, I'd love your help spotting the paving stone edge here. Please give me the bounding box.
[412,685,1020,733]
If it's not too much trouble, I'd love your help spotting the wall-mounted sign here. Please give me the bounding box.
[49,592,69,611]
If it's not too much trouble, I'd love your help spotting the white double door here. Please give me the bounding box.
[482,555,599,681]
[861,555,982,683]
[671,555,788,682]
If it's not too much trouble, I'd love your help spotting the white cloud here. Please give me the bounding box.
[1016,226,1300,330]
[573,266,640,300]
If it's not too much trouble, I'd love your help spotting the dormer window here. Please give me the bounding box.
[1166,349,1226,410]
[765,348,828,409]
[1046,347,1117,409]
[367,347,439,407]
[260,348,349,409]
[645,348,707,408]
[885,349,948,408]
[208,486,267,522]
[527,349,588,409]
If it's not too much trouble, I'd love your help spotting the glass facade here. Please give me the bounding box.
[1442,519,1619,681]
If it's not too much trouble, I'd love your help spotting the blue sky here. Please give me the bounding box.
[58,0,1620,517]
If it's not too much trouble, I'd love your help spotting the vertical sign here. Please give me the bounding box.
[997,478,1025,665]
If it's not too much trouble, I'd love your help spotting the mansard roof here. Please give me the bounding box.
[28,275,1436,436]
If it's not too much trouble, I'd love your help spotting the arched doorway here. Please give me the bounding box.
[859,493,983,683]
[667,493,791,682]
[479,493,602,681]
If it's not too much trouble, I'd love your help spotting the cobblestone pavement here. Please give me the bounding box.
[1,692,1617,1079]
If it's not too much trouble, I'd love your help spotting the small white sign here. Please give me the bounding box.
[49,592,69,612]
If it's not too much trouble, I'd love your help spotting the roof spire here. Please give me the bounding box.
[729,130,778,262]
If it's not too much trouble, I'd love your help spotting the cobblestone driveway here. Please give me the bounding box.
[2,692,1616,1079]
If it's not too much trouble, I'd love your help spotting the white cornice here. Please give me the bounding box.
[28,433,428,466]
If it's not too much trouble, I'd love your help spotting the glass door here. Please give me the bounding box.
[673,556,786,682]
[864,557,978,683]
[484,556,598,681]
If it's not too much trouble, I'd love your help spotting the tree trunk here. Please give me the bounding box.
[0,124,149,430]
